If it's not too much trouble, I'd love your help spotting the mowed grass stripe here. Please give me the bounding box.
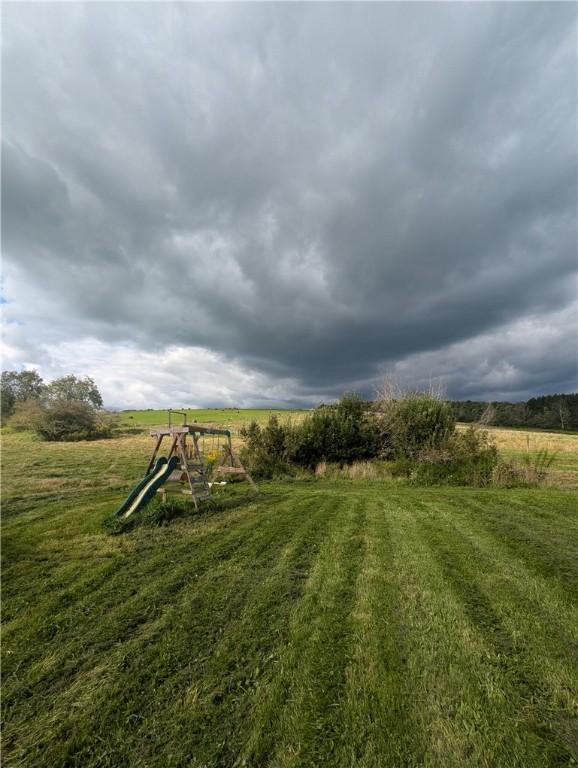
[384,492,546,768]
[333,494,423,767]
[463,491,578,593]
[440,494,578,655]
[417,499,578,762]
[236,494,366,767]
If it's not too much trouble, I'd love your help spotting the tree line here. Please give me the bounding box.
[451,394,578,431]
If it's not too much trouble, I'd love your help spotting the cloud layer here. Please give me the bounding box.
[2,3,576,407]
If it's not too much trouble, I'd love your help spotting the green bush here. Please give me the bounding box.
[241,391,501,488]
[35,400,112,442]
[240,394,382,477]
[379,394,455,459]
[289,394,382,469]
[410,427,498,486]
[239,416,296,479]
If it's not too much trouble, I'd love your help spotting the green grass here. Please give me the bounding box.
[2,430,578,767]
[116,408,309,430]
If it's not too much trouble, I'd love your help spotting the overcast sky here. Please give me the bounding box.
[2,2,577,408]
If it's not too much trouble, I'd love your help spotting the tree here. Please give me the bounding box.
[1,370,45,418]
[556,398,571,431]
[45,375,103,409]
[477,403,496,426]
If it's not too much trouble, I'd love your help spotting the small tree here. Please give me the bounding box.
[45,375,103,408]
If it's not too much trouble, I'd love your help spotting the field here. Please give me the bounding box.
[482,426,578,488]
[2,415,578,767]
[117,408,309,432]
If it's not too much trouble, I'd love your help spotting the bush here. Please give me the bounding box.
[378,393,455,460]
[240,395,382,477]
[35,400,113,441]
[239,416,296,479]
[8,398,46,432]
[1,370,45,421]
[388,426,499,487]
[491,460,529,488]
[289,394,382,468]
[240,389,504,488]
[418,427,498,486]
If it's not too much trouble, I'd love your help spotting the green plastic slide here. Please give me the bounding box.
[115,456,179,518]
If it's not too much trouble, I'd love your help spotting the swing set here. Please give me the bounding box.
[115,410,257,518]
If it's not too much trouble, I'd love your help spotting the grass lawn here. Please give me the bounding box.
[2,428,578,767]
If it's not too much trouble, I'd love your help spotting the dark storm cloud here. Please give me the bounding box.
[2,2,577,402]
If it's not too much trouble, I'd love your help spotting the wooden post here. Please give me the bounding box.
[146,434,164,474]
[166,433,179,460]
[177,433,199,511]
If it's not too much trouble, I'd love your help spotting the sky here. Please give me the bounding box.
[2,2,577,409]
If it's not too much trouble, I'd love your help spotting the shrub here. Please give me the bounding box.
[412,427,498,486]
[1,388,16,421]
[35,400,112,441]
[388,426,498,487]
[288,393,382,468]
[1,370,45,420]
[240,395,382,477]
[8,398,46,432]
[239,416,295,479]
[377,393,455,459]
[491,460,528,488]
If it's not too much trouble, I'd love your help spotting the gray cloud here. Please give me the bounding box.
[2,3,576,406]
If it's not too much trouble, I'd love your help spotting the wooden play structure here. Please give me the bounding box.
[115,411,257,518]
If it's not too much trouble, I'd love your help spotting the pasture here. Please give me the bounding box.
[117,408,309,431]
[2,416,578,767]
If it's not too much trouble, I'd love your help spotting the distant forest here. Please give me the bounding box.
[451,393,578,431]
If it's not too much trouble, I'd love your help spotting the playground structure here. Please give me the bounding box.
[116,411,257,518]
